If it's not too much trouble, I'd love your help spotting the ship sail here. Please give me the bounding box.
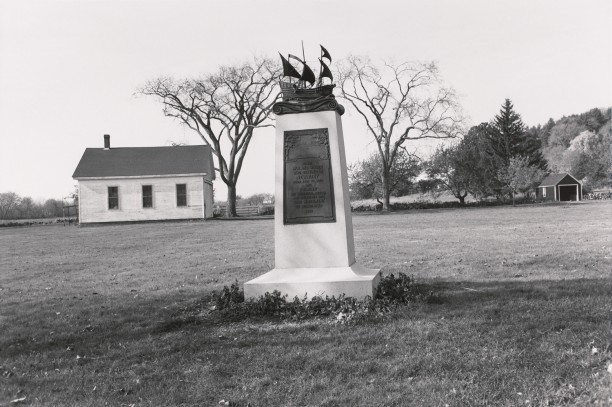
[288,54,304,64]
[320,45,332,63]
[300,63,316,86]
[279,53,301,80]
[276,45,339,109]
[319,58,333,82]
[287,54,316,86]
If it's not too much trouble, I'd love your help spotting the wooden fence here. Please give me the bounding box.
[214,205,274,217]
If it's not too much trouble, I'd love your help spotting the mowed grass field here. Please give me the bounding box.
[1,202,611,406]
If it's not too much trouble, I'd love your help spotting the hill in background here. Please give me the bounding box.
[528,107,611,190]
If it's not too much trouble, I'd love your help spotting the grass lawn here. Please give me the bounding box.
[1,201,611,406]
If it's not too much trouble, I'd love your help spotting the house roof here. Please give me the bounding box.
[73,145,215,179]
[538,173,579,187]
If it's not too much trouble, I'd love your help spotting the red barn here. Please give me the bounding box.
[536,173,582,202]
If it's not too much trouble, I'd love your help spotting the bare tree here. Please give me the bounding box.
[336,56,464,211]
[16,196,36,219]
[0,192,21,220]
[141,57,280,217]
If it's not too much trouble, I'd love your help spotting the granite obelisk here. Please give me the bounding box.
[244,46,380,300]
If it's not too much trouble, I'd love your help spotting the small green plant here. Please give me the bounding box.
[250,290,287,315]
[375,272,416,303]
[208,273,439,323]
[375,272,439,304]
[211,280,244,310]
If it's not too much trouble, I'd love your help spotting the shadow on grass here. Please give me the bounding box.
[0,290,217,359]
[3,278,610,352]
[422,278,610,334]
[434,278,611,306]
[196,278,611,406]
[1,278,610,406]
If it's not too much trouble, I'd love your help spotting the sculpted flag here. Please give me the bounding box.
[320,45,332,63]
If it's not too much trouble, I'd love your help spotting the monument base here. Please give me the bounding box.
[244,263,380,301]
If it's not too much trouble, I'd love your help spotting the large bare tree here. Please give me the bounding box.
[0,192,21,220]
[141,57,280,217]
[336,56,464,211]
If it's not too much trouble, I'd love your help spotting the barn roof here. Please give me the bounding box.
[72,145,215,179]
[538,173,579,187]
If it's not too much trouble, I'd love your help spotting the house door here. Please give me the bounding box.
[559,185,577,201]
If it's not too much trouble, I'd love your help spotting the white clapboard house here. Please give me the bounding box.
[73,135,215,225]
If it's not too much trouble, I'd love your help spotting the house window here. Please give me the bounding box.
[176,184,187,207]
[542,188,547,198]
[142,185,153,208]
[108,186,119,209]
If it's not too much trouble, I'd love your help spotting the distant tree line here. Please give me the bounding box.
[426,99,549,205]
[350,100,610,206]
[140,50,609,214]
[0,192,72,220]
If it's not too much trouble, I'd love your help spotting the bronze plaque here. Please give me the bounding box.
[284,128,335,224]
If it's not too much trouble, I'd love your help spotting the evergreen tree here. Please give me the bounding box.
[489,99,525,164]
[488,99,548,170]
[480,99,547,200]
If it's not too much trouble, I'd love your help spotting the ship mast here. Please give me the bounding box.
[301,40,306,89]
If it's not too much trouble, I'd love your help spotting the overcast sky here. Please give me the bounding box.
[1,0,610,202]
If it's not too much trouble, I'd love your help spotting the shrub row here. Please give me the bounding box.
[351,197,538,212]
[0,218,75,227]
[209,273,440,324]
[211,197,546,217]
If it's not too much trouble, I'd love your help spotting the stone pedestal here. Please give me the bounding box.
[244,110,380,300]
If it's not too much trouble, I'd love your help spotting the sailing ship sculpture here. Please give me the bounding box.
[273,45,345,116]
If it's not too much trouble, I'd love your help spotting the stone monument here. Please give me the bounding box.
[244,46,380,300]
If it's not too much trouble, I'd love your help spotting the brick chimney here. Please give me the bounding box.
[104,134,110,150]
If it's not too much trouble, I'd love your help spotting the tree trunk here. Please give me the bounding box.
[459,194,466,205]
[226,184,237,217]
[380,169,391,212]
[381,171,391,212]
[376,197,383,211]
[512,190,516,207]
